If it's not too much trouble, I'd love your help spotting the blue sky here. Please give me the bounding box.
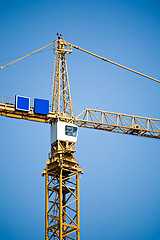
[0,0,160,239]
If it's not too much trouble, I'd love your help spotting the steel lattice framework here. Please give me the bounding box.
[0,102,159,139]
[43,163,82,240]
[0,35,160,240]
[52,40,73,117]
[75,108,160,139]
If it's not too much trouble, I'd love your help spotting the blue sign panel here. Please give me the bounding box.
[15,95,30,112]
[34,98,49,115]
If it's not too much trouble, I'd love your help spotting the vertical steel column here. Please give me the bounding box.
[52,50,59,112]
[62,55,66,114]
[76,173,80,240]
[59,168,63,240]
[63,190,66,240]
[45,172,49,240]
[58,55,60,114]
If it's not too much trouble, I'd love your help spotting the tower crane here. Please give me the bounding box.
[0,34,160,240]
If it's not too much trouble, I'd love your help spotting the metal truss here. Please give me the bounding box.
[44,165,81,240]
[0,101,160,139]
[75,108,160,139]
[0,102,55,123]
[52,39,73,118]
[1,35,160,240]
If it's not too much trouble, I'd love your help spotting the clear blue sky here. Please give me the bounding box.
[0,0,160,239]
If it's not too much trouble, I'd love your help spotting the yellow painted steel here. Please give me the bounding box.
[0,42,54,70]
[0,35,160,240]
[59,168,63,240]
[75,108,160,139]
[1,38,159,84]
[70,44,160,84]
[43,163,82,240]
[0,102,57,123]
[45,173,49,240]
[43,35,83,240]
[0,102,159,139]
[52,38,73,118]
[76,174,80,239]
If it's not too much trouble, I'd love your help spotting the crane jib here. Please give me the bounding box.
[0,98,159,139]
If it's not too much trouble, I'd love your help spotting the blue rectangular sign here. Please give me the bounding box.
[34,98,49,115]
[15,95,30,112]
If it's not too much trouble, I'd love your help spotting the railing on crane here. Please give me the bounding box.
[0,96,159,139]
[0,35,160,240]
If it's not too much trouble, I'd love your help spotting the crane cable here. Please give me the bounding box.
[71,44,160,84]
[0,40,159,84]
[0,42,54,70]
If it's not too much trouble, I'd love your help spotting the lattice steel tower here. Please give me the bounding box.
[42,35,83,240]
[0,34,160,240]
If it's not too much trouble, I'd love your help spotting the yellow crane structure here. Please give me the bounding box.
[0,34,160,240]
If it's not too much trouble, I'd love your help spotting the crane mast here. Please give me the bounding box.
[42,35,83,240]
[0,35,160,240]
[52,37,73,118]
